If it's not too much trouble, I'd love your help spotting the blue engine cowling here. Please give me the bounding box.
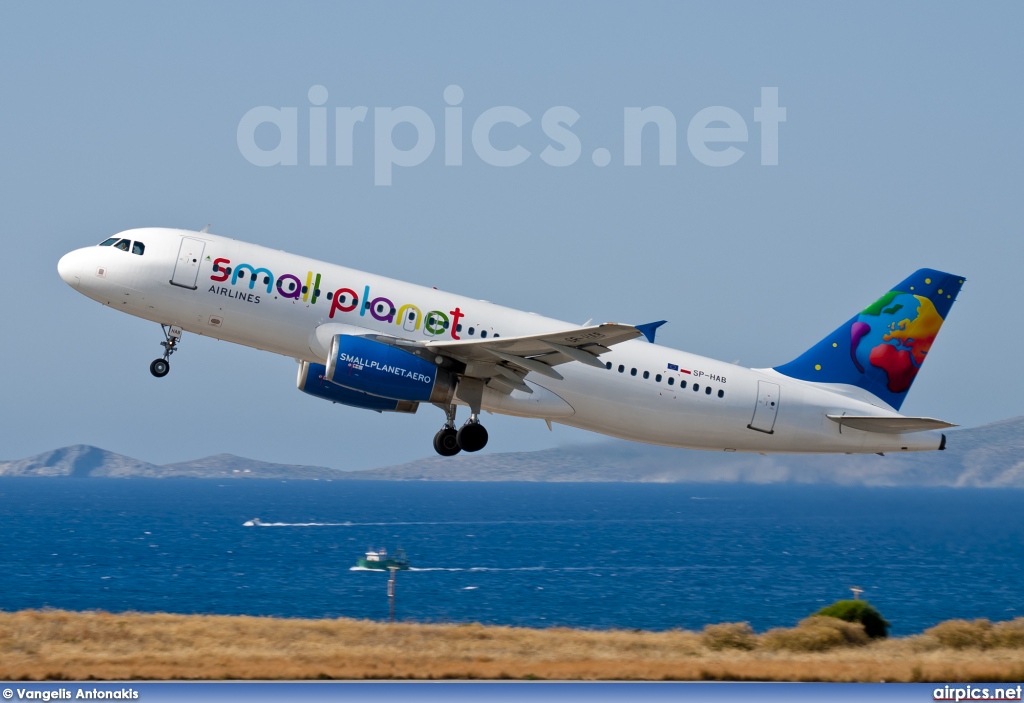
[325,334,454,403]
[297,362,419,413]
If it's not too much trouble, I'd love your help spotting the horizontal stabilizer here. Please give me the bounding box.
[826,415,957,434]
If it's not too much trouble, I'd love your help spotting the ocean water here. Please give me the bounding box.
[1,478,1021,635]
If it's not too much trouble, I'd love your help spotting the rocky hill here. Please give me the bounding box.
[1,416,1021,486]
[351,415,1024,486]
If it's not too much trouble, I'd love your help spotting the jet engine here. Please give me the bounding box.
[297,361,419,413]
[325,334,455,403]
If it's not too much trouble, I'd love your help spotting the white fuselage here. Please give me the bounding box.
[57,228,946,454]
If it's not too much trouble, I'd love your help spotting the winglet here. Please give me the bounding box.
[635,320,667,343]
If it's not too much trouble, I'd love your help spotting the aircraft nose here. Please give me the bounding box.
[57,251,82,289]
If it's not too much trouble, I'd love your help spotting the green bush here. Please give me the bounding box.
[702,622,756,651]
[816,600,890,638]
[760,616,868,652]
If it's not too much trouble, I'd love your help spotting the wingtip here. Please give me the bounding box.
[635,320,668,343]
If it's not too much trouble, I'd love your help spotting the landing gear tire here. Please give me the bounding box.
[151,324,182,378]
[433,428,461,457]
[457,422,488,453]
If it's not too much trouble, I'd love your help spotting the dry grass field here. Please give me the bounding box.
[2,609,1023,682]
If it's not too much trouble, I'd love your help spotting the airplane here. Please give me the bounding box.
[57,228,963,456]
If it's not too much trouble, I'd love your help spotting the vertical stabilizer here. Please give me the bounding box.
[773,269,964,410]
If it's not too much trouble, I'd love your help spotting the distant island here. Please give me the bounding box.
[1,416,1022,487]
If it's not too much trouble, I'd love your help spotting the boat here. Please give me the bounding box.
[242,518,264,527]
[357,546,410,570]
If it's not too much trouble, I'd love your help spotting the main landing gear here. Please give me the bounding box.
[150,324,182,378]
[433,404,489,456]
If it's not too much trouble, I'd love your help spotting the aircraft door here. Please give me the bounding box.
[402,307,420,332]
[170,237,206,290]
[747,380,780,434]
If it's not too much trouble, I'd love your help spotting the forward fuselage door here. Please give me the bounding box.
[402,306,420,332]
[170,237,206,290]
[747,380,780,434]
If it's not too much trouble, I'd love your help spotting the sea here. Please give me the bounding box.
[1,478,1021,636]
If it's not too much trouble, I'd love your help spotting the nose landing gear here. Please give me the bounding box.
[150,324,182,378]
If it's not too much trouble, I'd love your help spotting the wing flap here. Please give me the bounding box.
[827,415,957,434]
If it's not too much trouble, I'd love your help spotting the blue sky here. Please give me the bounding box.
[1,2,1021,469]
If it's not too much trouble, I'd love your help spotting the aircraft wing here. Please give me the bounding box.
[421,323,641,380]
[826,415,957,434]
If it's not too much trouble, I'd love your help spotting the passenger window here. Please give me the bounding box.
[630,368,637,376]
[99,237,119,246]
[668,377,674,386]
[468,327,475,335]
[606,362,612,370]
[131,242,145,255]
[655,374,662,382]
[326,292,333,300]
[314,290,321,297]
[212,263,220,272]
[705,386,712,395]
[718,389,725,398]
[618,365,625,373]
[114,239,130,251]
[457,324,463,332]
[681,380,687,388]
[480,330,487,338]
[642,371,649,379]
[493,333,499,338]
[408,312,416,321]
[264,276,271,284]
[238,270,246,278]
[693,384,700,392]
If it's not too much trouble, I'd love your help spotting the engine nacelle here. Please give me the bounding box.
[326,334,454,403]
[297,361,419,414]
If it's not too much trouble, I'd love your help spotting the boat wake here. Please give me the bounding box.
[243,519,354,527]
[354,566,551,572]
[242,518,675,527]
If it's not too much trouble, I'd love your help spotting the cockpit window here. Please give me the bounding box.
[132,241,145,256]
[114,239,130,252]
[99,237,119,246]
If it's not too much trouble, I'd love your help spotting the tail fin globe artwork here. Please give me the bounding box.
[774,269,964,411]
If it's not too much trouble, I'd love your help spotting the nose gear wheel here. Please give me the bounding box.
[150,324,182,378]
